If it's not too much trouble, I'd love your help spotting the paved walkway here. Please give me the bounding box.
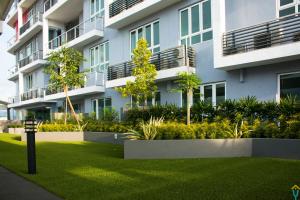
[0,167,62,200]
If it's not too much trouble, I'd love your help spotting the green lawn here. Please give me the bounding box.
[0,134,299,200]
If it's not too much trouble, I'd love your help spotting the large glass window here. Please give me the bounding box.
[92,97,112,119]
[24,73,33,91]
[90,41,109,72]
[278,0,300,17]
[180,0,212,46]
[196,82,226,106]
[90,0,104,20]
[280,72,300,101]
[130,21,160,54]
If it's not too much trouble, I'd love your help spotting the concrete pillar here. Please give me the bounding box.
[43,18,49,58]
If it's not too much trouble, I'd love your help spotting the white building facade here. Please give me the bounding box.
[4,0,300,120]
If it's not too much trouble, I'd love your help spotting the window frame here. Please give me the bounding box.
[129,20,160,55]
[277,71,300,102]
[179,0,213,46]
[276,0,300,18]
[198,82,226,107]
[89,41,109,73]
[92,97,112,120]
[90,0,105,21]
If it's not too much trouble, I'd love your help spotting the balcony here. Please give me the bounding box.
[47,17,104,52]
[106,0,182,28]
[21,88,45,101]
[44,0,83,24]
[6,1,18,27]
[7,13,43,54]
[19,0,38,9]
[18,50,47,73]
[44,72,105,101]
[106,45,195,88]
[8,65,19,81]
[215,13,300,70]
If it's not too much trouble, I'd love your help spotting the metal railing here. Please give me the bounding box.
[21,88,45,101]
[109,0,144,18]
[6,0,18,20]
[107,45,195,81]
[18,50,43,68]
[8,65,18,78]
[223,13,300,56]
[8,96,20,104]
[20,12,43,35]
[48,16,104,50]
[45,71,105,95]
[44,0,58,12]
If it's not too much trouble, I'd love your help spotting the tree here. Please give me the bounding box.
[174,72,201,125]
[44,47,85,126]
[116,38,157,108]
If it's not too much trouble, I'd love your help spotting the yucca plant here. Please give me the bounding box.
[126,117,164,140]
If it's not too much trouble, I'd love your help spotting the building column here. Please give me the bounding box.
[43,18,49,58]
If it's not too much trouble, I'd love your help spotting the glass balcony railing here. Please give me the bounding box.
[18,50,43,68]
[109,0,144,18]
[48,16,104,50]
[8,65,18,78]
[107,45,195,81]
[223,13,300,56]
[20,12,43,35]
[45,71,105,95]
[21,88,45,101]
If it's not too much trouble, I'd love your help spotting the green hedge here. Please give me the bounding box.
[7,124,24,128]
[38,124,79,132]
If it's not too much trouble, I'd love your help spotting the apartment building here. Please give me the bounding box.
[4,0,300,120]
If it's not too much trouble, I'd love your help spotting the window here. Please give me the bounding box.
[192,82,226,106]
[277,0,300,17]
[131,92,161,107]
[180,0,212,46]
[279,72,300,101]
[130,21,160,54]
[24,74,33,91]
[90,0,104,21]
[90,41,109,72]
[92,97,112,119]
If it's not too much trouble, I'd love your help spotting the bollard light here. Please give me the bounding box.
[25,117,37,174]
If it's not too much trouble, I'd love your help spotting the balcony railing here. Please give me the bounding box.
[20,12,43,35]
[109,0,144,18]
[107,45,195,81]
[48,16,104,50]
[18,50,43,68]
[45,72,105,95]
[44,0,58,12]
[7,35,17,48]
[21,88,45,101]
[8,65,18,77]
[8,96,20,104]
[223,13,300,56]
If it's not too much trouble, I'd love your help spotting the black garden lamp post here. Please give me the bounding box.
[25,117,37,174]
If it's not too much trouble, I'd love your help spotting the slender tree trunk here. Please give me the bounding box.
[64,87,68,125]
[187,89,192,125]
[64,85,81,128]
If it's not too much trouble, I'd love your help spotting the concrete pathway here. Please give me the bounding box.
[0,167,62,200]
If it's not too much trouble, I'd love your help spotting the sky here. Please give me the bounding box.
[0,23,15,103]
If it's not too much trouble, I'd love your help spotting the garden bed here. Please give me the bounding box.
[21,132,126,144]
[8,128,25,134]
[124,138,300,160]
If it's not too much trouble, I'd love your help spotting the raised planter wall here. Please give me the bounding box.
[21,132,126,144]
[124,139,300,160]
[8,128,25,134]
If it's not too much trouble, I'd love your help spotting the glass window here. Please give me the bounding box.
[193,88,201,105]
[280,73,300,101]
[90,41,109,72]
[155,91,161,106]
[130,21,160,54]
[216,83,225,105]
[24,74,33,91]
[200,82,226,106]
[180,0,212,46]
[90,0,104,20]
[278,0,299,17]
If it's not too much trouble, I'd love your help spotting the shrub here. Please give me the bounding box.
[156,123,196,140]
[38,124,79,132]
[191,101,216,122]
[251,119,281,138]
[7,124,24,128]
[84,122,132,133]
[284,120,300,139]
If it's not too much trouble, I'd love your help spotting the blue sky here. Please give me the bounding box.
[0,23,15,102]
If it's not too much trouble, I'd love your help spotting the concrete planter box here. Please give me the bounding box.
[21,132,126,144]
[8,128,25,134]
[124,139,300,160]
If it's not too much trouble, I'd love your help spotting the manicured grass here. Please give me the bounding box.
[0,134,299,200]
